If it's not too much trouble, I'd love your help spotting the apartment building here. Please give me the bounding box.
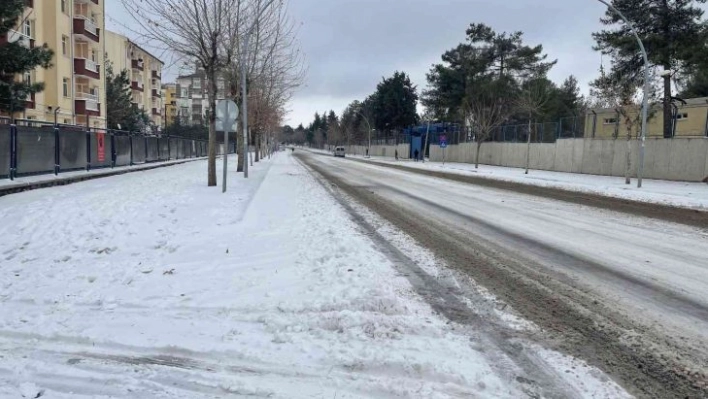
[105,30,164,129]
[585,97,708,139]
[0,0,107,127]
[174,68,226,126]
[161,83,178,128]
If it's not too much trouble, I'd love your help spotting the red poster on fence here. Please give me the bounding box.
[97,133,106,162]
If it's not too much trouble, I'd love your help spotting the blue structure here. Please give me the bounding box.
[403,123,463,159]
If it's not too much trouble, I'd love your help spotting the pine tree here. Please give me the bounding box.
[105,61,149,132]
[0,0,53,119]
[593,0,708,138]
[370,71,419,130]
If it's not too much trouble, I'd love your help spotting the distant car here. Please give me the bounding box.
[334,147,346,158]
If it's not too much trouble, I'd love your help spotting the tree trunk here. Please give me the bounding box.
[475,141,482,169]
[255,130,260,162]
[663,72,672,139]
[625,128,632,185]
[236,122,244,172]
[207,69,217,187]
[256,132,261,162]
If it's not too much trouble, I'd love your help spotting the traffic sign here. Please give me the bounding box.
[216,100,239,132]
[439,134,448,148]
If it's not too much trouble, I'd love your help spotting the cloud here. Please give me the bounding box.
[106,0,707,127]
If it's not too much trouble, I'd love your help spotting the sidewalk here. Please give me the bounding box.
[0,158,205,196]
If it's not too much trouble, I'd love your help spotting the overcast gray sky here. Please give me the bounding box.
[105,0,700,127]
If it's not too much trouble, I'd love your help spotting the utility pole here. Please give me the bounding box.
[596,0,649,188]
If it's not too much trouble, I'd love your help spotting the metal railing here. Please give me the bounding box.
[0,117,218,181]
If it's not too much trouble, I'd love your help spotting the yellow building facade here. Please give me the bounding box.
[161,83,178,128]
[585,97,708,139]
[1,0,107,128]
[105,30,164,130]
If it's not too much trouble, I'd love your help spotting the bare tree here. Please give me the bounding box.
[515,75,552,174]
[465,83,511,169]
[222,0,305,170]
[120,0,239,186]
[591,72,656,184]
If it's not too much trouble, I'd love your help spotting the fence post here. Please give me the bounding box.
[129,134,134,166]
[557,119,562,140]
[144,137,149,162]
[110,133,116,168]
[85,129,91,171]
[9,124,17,180]
[157,137,161,161]
[167,136,171,161]
[54,125,60,175]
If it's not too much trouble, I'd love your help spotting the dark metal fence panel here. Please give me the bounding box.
[176,139,186,159]
[115,136,131,166]
[147,137,159,162]
[170,138,179,159]
[59,129,86,171]
[133,137,147,163]
[159,139,169,161]
[17,126,55,176]
[0,126,9,177]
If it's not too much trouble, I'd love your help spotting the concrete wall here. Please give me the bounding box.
[429,138,708,182]
[342,144,410,159]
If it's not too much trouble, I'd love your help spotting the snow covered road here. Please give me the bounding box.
[299,151,708,398]
[0,153,628,398]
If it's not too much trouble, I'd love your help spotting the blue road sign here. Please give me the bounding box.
[439,134,448,148]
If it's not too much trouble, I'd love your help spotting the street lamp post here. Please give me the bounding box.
[353,110,372,157]
[596,0,649,188]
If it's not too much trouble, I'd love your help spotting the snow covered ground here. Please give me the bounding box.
[0,152,628,398]
[0,158,202,189]
[331,150,708,210]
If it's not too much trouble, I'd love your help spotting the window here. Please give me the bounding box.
[193,79,201,89]
[23,72,31,84]
[603,118,618,125]
[63,119,70,125]
[62,78,69,97]
[61,36,67,56]
[23,20,32,38]
[674,112,689,121]
[61,0,66,13]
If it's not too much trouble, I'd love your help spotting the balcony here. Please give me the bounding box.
[74,58,100,79]
[73,17,100,43]
[132,59,144,71]
[151,88,161,98]
[75,0,99,4]
[25,0,33,8]
[3,30,34,48]
[25,93,35,109]
[131,80,144,92]
[152,70,161,79]
[152,108,161,116]
[75,98,100,116]
[76,91,99,102]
